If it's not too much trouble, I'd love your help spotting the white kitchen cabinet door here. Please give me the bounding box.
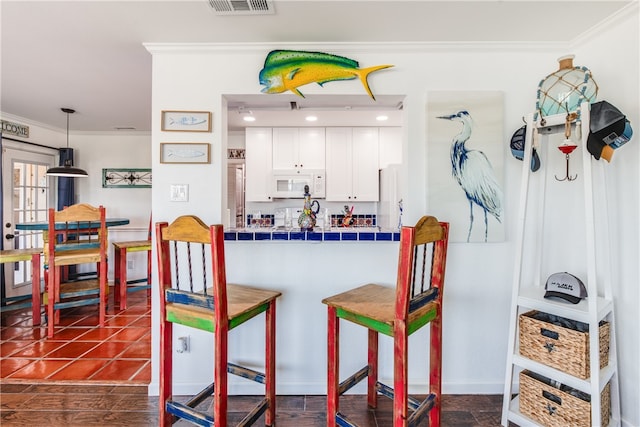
[378,127,402,169]
[272,128,299,170]
[298,127,326,169]
[326,127,379,202]
[351,127,379,201]
[273,127,325,170]
[245,128,273,202]
[325,127,353,201]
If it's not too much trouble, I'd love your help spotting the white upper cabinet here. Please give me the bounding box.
[326,127,380,202]
[245,128,273,202]
[272,127,325,171]
[378,127,402,169]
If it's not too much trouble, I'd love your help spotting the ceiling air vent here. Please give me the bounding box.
[208,0,274,15]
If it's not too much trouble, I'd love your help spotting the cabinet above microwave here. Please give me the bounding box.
[272,127,326,170]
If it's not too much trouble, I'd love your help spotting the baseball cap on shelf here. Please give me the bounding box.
[587,100,633,162]
[544,272,587,304]
[510,125,541,172]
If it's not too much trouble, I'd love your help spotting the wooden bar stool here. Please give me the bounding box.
[156,215,281,427]
[0,248,43,325]
[113,239,151,310]
[322,216,449,427]
[113,216,151,309]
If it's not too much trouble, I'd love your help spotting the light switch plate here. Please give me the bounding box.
[170,184,189,202]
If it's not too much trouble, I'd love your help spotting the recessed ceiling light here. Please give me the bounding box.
[305,115,318,122]
[243,116,256,122]
[376,115,389,121]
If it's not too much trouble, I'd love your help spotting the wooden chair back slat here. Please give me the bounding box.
[157,215,227,324]
[396,216,449,320]
[49,203,107,256]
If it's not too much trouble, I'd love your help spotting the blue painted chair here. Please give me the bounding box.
[156,215,281,426]
[45,203,108,338]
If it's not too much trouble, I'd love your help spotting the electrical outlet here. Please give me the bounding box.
[177,336,190,353]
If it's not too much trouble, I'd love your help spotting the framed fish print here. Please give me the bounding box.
[160,143,210,164]
[161,110,212,132]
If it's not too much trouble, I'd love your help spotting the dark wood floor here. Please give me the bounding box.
[0,382,504,426]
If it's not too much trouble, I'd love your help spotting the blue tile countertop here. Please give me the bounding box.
[224,227,400,242]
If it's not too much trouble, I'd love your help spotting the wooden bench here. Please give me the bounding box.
[0,248,43,325]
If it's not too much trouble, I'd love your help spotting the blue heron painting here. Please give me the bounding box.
[437,110,503,242]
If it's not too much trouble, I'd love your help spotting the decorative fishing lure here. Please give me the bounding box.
[259,50,393,99]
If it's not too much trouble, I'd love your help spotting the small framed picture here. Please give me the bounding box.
[161,110,212,132]
[160,143,210,164]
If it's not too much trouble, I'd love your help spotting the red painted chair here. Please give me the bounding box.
[156,215,281,427]
[45,203,108,339]
[322,215,449,427]
[113,216,152,309]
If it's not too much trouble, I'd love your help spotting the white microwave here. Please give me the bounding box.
[272,170,326,198]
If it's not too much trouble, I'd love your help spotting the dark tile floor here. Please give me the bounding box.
[1,290,506,425]
[0,383,504,426]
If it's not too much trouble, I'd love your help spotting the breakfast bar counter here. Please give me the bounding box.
[224,227,400,242]
[219,237,404,395]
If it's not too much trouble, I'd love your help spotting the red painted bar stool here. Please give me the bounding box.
[156,215,282,427]
[0,248,43,325]
[113,217,152,309]
[322,215,450,427]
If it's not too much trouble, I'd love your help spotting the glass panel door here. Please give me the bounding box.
[2,144,54,299]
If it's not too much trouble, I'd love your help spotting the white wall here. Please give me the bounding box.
[72,132,153,281]
[574,6,640,425]
[0,121,153,282]
[147,7,638,425]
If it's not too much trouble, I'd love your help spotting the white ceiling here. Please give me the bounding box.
[0,0,632,133]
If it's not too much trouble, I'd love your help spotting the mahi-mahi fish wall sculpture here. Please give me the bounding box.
[259,50,393,99]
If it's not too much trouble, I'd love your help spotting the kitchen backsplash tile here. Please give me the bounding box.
[247,214,274,228]
[246,213,377,229]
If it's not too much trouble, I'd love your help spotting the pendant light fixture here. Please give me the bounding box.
[46,108,88,177]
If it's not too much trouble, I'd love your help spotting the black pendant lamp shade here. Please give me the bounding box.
[46,108,88,177]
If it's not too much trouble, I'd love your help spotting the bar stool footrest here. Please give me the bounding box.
[336,412,358,427]
[228,361,266,385]
[238,398,269,427]
[375,381,422,410]
[339,365,369,395]
[408,393,437,427]
[166,401,214,427]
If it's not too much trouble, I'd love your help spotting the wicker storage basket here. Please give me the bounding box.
[519,310,609,379]
[519,370,610,427]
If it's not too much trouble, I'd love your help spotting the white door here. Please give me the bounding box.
[1,141,55,299]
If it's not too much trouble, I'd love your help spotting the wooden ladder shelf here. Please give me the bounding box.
[501,102,621,427]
